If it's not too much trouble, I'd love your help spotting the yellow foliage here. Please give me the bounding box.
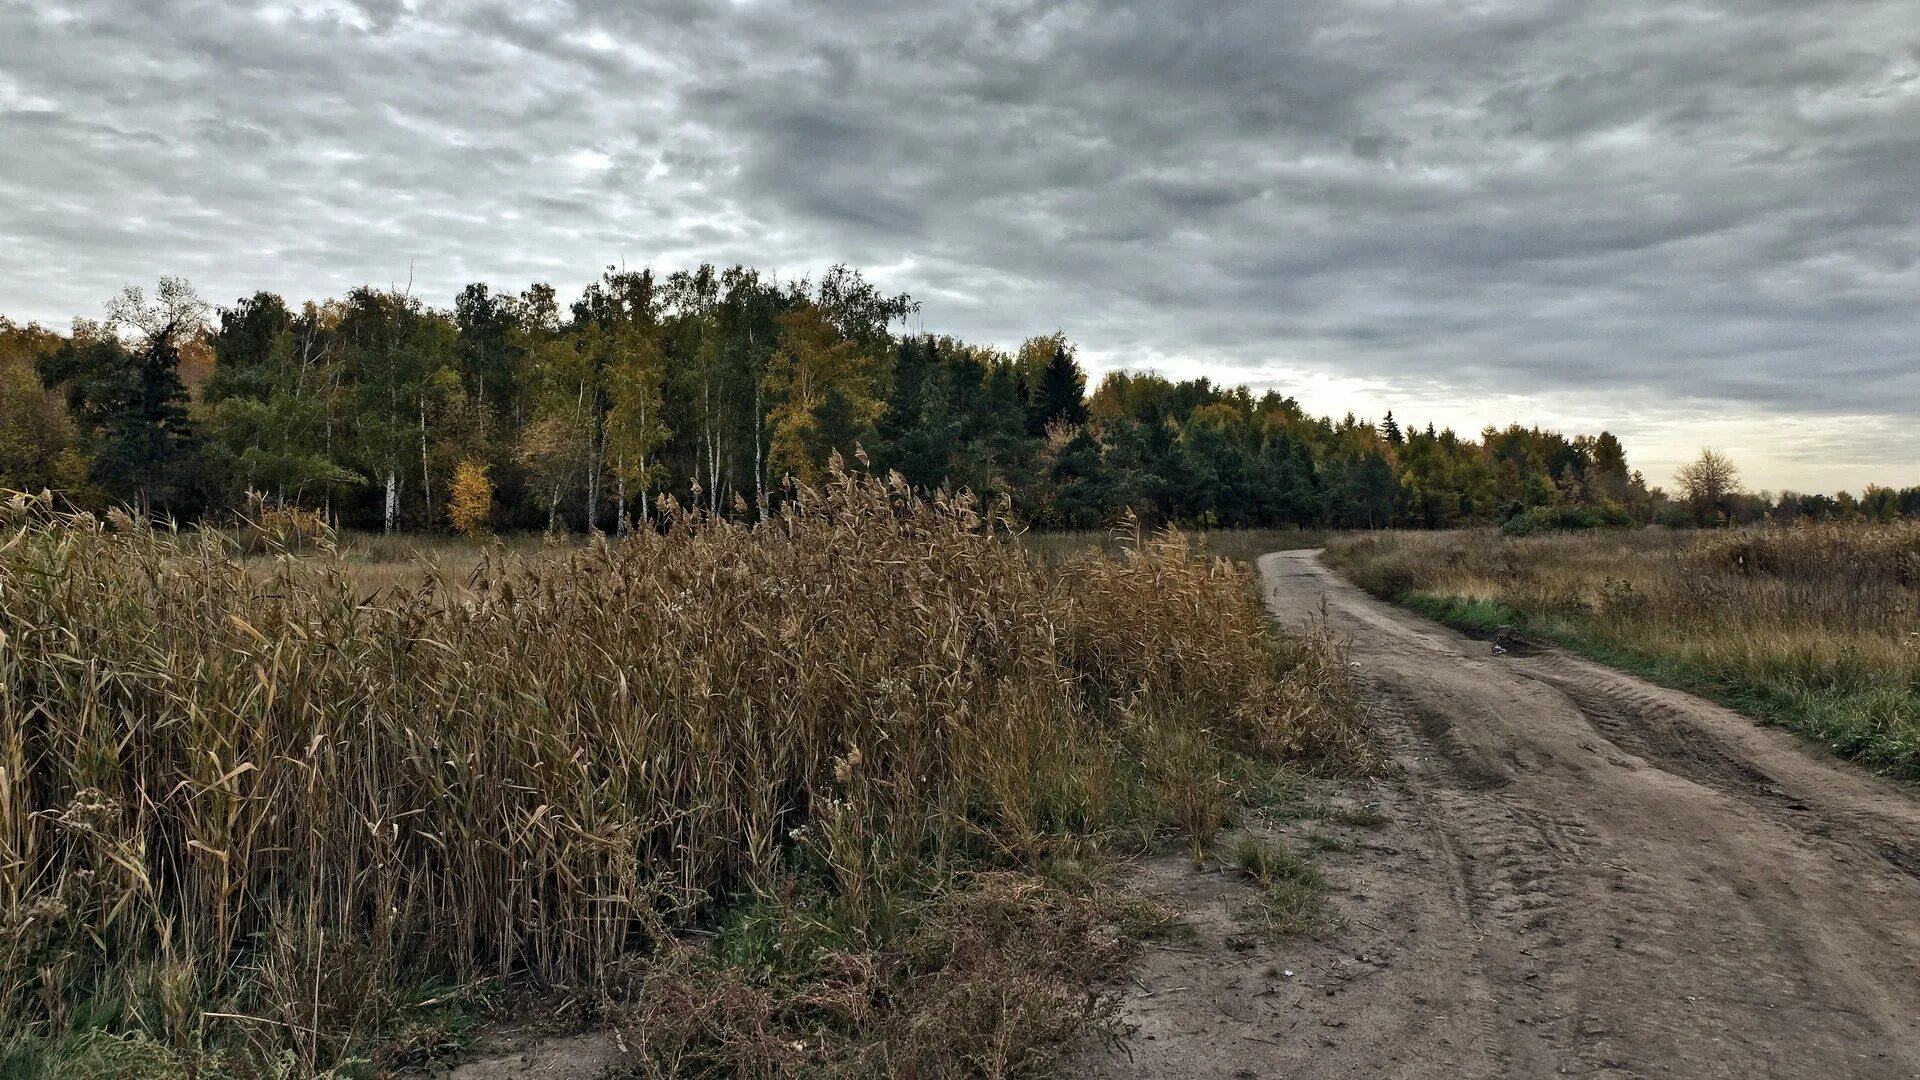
[448,460,493,536]
[763,304,884,484]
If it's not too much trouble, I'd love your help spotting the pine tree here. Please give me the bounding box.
[37,281,206,516]
[1047,427,1113,528]
[1030,343,1088,435]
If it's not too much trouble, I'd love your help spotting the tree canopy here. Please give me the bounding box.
[5,266,1907,533]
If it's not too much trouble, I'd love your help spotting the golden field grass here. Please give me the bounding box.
[0,477,1365,1078]
[238,522,1337,593]
[1020,526,1336,568]
[1324,523,1920,779]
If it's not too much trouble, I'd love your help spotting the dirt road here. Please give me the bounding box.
[1087,549,1920,1079]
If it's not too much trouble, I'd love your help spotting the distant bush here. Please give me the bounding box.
[1500,502,1635,536]
[235,492,331,553]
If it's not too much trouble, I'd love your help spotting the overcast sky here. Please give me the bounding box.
[2,0,1915,493]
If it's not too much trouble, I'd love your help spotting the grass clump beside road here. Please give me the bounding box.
[1227,836,1329,938]
[1324,524,1920,780]
[0,471,1365,1078]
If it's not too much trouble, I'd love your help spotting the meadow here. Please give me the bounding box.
[1019,527,1335,568]
[0,476,1365,1078]
[1324,523,1920,780]
[233,523,1341,591]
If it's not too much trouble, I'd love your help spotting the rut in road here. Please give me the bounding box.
[1085,549,1920,1080]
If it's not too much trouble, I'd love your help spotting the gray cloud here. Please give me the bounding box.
[1,0,1916,486]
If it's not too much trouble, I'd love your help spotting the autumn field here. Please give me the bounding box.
[1324,522,1920,779]
[213,518,1337,596]
[1020,526,1337,568]
[0,476,1366,1079]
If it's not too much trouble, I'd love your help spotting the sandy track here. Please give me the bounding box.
[1085,549,1920,1079]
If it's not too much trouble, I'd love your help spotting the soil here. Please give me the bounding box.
[433,1031,625,1080]
[1083,549,1920,1079]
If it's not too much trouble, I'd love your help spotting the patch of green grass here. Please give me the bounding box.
[709,892,846,983]
[1226,836,1333,937]
[1305,829,1355,853]
[1222,756,1391,840]
[1559,640,1920,780]
[1400,588,1920,782]
[0,1031,380,1080]
[1230,835,1318,887]
[1225,758,1331,821]
[1398,592,1528,634]
[372,985,492,1072]
[1254,879,1333,937]
[1,1031,195,1080]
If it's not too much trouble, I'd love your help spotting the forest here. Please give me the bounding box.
[3,265,1913,534]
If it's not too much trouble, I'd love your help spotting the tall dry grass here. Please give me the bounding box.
[1325,523,1920,778]
[0,471,1361,1076]
[1021,526,1336,568]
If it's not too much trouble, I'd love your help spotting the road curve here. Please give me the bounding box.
[1259,548,1920,1079]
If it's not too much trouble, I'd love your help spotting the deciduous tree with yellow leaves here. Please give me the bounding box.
[763,304,885,485]
[447,459,492,536]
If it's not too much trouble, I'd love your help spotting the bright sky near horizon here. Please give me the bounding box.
[2,0,1916,494]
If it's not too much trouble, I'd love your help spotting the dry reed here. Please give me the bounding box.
[1,470,1361,1076]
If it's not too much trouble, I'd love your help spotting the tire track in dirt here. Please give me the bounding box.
[1517,653,1920,884]
[1082,550,1920,1079]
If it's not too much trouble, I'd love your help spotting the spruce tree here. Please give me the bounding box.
[1030,344,1088,434]
[37,320,199,516]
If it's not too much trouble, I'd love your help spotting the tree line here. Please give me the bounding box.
[2,265,1909,534]
[1668,447,1920,528]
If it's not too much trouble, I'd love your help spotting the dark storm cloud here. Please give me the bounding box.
[1,0,1917,483]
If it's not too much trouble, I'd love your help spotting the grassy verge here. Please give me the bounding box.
[1,478,1367,1078]
[1325,527,1920,781]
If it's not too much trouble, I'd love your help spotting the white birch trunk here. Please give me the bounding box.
[754,381,764,520]
[420,402,432,529]
[616,464,627,537]
[586,449,601,534]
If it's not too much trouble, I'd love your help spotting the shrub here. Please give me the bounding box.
[1500,502,1634,536]
[235,491,331,553]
